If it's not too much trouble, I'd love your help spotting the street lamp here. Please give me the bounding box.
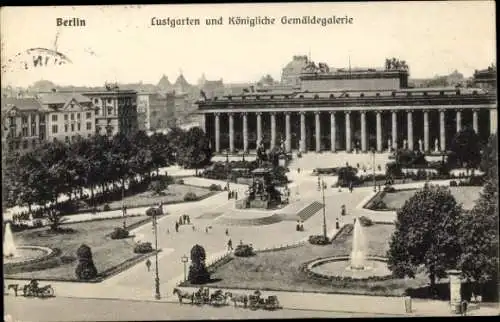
[122,179,126,229]
[152,213,161,300]
[181,255,189,282]
[371,148,377,192]
[320,176,327,239]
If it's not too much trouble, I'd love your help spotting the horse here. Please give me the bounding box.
[226,292,249,308]
[172,288,194,304]
[7,284,19,297]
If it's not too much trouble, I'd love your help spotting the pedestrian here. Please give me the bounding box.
[192,225,196,231]
[179,216,183,225]
[175,222,179,233]
[300,220,304,231]
[228,191,231,200]
[296,220,300,231]
[225,228,229,236]
[227,239,233,251]
[187,215,190,225]
[145,258,151,272]
[235,191,238,200]
[205,226,209,233]
[123,205,127,216]
[158,202,163,214]
[336,218,340,229]
[167,229,169,234]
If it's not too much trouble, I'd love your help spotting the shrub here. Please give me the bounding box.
[183,192,198,202]
[176,179,185,185]
[75,244,98,280]
[33,219,43,228]
[209,184,222,191]
[234,244,255,257]
[386,162,403,178]
[358,216,373,227]
[134,242,153,254]
[110,227,130,240]
[188,244,210,284]
[103,204,111,211]
[148,180,167,194]
[450,180,458,187]
[371,200,388,210]
[308,235,330,245]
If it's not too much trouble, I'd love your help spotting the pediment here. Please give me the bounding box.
[62,98,89,112]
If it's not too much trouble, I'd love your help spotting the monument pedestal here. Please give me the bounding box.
[447,269,463,314]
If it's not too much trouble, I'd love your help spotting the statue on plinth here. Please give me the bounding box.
[418,139,423,152]
[434,139,439,153]
[387,139,392,152]
[403,139,408,150]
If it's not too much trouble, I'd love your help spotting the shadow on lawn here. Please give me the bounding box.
[406,281,498,302]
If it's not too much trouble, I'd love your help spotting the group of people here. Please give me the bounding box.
[174,214,192,233]
[296,220,305,231]
[227,190,238,200]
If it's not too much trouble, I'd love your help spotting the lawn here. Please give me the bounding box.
[105,184,214,209]
[197,224,430,297]
[5,215,153,281]
[382,186,481,210]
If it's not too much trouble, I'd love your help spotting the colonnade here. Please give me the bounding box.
[208,107,497,154]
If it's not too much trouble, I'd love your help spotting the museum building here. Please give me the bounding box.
[196,57,497,154]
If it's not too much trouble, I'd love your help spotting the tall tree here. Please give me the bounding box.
[449,126,482,170]
[387,184,464,292]
[176,127,212,173]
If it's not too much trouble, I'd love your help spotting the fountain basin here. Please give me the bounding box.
[306,256,392,280]
[4,245,55,264]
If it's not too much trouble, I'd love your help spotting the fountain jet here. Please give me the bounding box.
[3,222,18,258]
[350,217,366,270]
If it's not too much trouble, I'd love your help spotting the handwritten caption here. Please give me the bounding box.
[150,16,354,28]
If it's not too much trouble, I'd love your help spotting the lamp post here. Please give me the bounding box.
[122,178,126,229]
[372,148,376,192]
[321,177,327,239]
[181,255,189,282]
[152,213,161,300]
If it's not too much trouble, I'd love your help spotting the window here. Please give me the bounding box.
[86,112,92,119]
[22,127,28,137]
[86,122,92,130]
[88,134,91,138]
[53,138,57,143]
[96,108,100,116]
[39,114,45,123]
[71,136,75,142]
[22,116,28,124]
[65,124,68,132]
[96,126,101,133]
[71,124,75,132]
[15,141,20,150]
[22,140,28,149]
[108,107,113,115]
[107,99,112,104]
[32,139,37,148]
[94,98,99,104]
[64,114,69,121]
[31,123,36,136]
[52,125,58,133]
[77,123,81,131]
[52,114,58,122]
[71,113,75,120]
[65,136,69,143]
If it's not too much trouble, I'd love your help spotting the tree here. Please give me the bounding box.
[480,133,497,179]
[188,244,210,284]
[176,127,212,173]
[449,126,482,170]
[387,184,463,293]
[75,244,98,280]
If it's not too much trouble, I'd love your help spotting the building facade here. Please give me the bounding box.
[197,59,497,154]
[137,93,150,131]
[83,89,138,137]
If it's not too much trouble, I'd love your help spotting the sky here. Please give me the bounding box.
[0,2,496,87]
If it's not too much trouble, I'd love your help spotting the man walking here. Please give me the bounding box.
[227,239,233,251]
[175,221,179,233]
[145,258,151,272]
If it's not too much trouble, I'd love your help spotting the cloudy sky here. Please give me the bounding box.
[0,1,495,87]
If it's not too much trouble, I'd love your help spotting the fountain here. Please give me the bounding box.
[306,217,391,280]
[3,222,18,258]
[3,221,55,269]
[349,217,366,270]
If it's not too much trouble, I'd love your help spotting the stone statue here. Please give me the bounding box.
[418,139,423,152]
[403,139,407,150]
[387,139,392,152]
[434,139,439,152]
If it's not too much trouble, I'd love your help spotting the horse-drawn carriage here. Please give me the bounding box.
[7,280,55,298]
[248,291,281,310]
[173,287,230,306]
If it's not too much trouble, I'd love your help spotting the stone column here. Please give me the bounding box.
[345,111,352,153]
[242,112,248,153]
[201,114,207,134]
[270,112,276,149]
[215,113,220,153]
[490,108,498,134]
[229,112,234,153]
[392,110,397,150]
[376,111,382,152]
[315,112,321,152]
[330,112,336,152]
[456,110,462,133]
[256,112,262,146]
[407,110,413,151]
[300,112,306,153]
[473,109,479,134]
[285,112,291,152]
[423,110,429,153]
[360,111,367,152]
[440,109,446,152]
